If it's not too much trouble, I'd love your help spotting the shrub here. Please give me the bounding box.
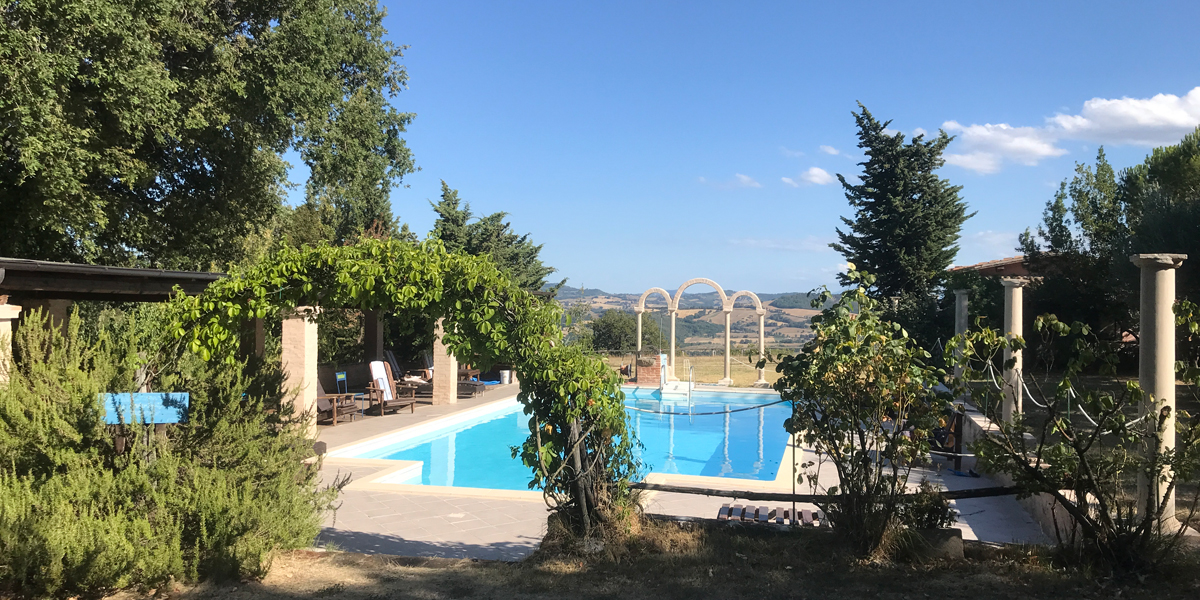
[773,267,950,556]
[951,313,1200,575]
[0,308,338,597]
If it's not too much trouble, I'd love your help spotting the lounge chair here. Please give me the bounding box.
[367,360,417,415]
[316,381,359,425]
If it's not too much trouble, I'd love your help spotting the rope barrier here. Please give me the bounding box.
[624,397,790,416]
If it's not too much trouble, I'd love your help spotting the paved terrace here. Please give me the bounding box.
[316,385,1047,562]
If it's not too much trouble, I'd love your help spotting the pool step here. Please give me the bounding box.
[717,504,826,527]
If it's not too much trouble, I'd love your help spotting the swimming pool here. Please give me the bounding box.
[338,388,792,491]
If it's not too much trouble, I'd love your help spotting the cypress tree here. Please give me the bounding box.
[830,104,972,298]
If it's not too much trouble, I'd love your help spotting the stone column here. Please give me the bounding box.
[953,289,970,380]
[719,309,733,386]
[240,318,266,360]
[432,318,458,405]
[634,308,643,353]
[364,310,384,361]
[0,304,21,384]
[754,311,768,386]
[281,306,320,435]
[22,299,72,334]
[1131,253,1186,528]
[667,309,678,381]
[1001,278,1027,422]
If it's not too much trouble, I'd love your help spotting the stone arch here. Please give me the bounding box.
[672,278,728,311]
[725,290,765,314]
[636,287,674,313]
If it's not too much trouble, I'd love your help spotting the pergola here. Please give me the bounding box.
[0,257,463,411]
[951,252,1187,525]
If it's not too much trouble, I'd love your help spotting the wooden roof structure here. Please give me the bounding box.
[0,257,224,303]
[949,255,1030,277]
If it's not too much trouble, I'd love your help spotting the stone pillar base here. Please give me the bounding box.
[432,319,458,405]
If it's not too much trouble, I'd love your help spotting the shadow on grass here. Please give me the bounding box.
[316,527,539,562]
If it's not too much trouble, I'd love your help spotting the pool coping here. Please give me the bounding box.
[320,389,801,503]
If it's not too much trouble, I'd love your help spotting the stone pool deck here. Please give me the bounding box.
[316,384,549,561]
[316,386,1047,562]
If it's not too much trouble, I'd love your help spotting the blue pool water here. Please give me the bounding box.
[350,389,792,491]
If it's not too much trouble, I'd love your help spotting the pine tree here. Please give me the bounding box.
[830,104,972,298]
[428,181,556,290]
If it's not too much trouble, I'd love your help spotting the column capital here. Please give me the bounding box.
[0,304,20,320]
[1130,254,1186,270]
[1000,277,1031,288]
[282,305,322,320]
[953,288,970,297]
[633,306,644,314]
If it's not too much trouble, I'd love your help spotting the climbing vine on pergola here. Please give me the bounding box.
[170,238,640,533]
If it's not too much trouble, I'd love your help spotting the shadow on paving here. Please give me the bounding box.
[316,527,539,562]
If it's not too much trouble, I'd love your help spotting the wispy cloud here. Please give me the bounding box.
[780,146,806,158]
[943,86,1200,174]
[699,173,762,190]
[801,167,836,185]
[958,230,1020,261]
[819,145,840,155]
[781,177,799,187]
[728,236,834,253]
[913,127,928,137]
[942,122,1067,174]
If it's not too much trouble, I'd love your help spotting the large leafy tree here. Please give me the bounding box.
[1020,149,1138,339]
[831,104,972,298]
[590,309,661,354]
[428,181,556,290]
[0,0,414,269]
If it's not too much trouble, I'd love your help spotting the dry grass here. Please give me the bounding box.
[605,354,783,388]
[106,519,1200,600]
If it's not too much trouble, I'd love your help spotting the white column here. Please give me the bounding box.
[953,289,969,380]
[719,309,733,386]
[634,308,643,353]
[282,306,320,435]
[1131,253,1185,529]
[0,304,21,384]
[667,308,678,381]
[754,311,768,386]
[1001,278,1027,422]
[432,318,459,405]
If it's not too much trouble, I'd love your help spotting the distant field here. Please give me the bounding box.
[604,354,784,388]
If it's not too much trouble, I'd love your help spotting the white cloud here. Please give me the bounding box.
[735,173,761,188]
[800,167,835,185]
[819,145,840,155]
[942,86,1200,175]
[943,152,1003,175]
[913,127,928,137]
[1048,87,1200,146]
[780,146,806,158]
[781,177,799,187]
[700,173,762,190]
[728,236,833,253]
[942,121,1067,174]
[958,230,1020,261]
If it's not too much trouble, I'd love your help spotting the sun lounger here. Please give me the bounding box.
[367,360,416,415]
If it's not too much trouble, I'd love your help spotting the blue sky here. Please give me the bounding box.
[289,1,1200,294]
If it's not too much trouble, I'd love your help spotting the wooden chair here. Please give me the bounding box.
[366,360,417,416]
[316,381,359,426]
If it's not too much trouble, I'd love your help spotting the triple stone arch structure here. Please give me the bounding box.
[634,277,768,387]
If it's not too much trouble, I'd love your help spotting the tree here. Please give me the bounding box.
[590,310,661,354]
[1020,149,1139,341]
[0,0,414,269]
[428,181,556,290]
[831,104,972,298]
